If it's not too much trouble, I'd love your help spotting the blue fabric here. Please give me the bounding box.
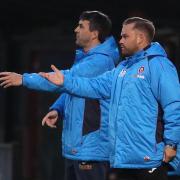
[63,42,180,168]
[169,164,180,176]
[170,166,180,176]
[23,36,120,161]
[50,93,66,117]
[169,145,180,176]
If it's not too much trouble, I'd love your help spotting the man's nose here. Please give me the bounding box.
[74,27,79,33]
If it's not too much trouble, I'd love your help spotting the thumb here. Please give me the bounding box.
[39,72,46,77]
[42,117,47,126]
[51,64,59,73]
[163,153,166,162]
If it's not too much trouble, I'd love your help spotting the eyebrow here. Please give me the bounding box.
[79,23,84,27]
[121,33,126,36]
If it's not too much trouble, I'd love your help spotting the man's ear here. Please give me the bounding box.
[137,33,144,44]
[92,30,99,40]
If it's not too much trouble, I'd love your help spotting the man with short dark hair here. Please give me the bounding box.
[0,11,119,180]
[27,17,180,180]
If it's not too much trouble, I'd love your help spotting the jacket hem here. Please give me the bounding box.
[63,154,109,161]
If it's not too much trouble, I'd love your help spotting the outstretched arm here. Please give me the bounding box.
[0,53,114,93]
[23,72,60,92]
[0,71,62,92]
[40,65,114,99]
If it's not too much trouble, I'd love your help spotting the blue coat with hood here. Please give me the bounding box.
[61,42,180,168]
[22,36,120,161]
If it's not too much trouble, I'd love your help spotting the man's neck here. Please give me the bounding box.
[139,42,151,51]
[83,40,101,53]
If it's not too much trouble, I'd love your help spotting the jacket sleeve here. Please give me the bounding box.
[22,54,115,92]
[149,57,180,145]
[23,73,60,92]
[169,144,180,171]
[68,54,115,77]
[49,93,66,117]
[63,69,115,99]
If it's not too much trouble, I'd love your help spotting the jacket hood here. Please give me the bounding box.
[75,36,120,65]
[144,42,167,57]
[122,42,168,67]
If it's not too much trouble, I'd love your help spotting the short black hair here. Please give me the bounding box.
[79,11,112,42]
[123,17,155,42]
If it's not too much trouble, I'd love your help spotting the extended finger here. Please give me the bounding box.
[0,72,11,76]
[0,76,11,81]
[51,65,59,73]
[163,154,165,162]
[4,83,13,88]
[0,80,12,87]
[46,121,56,128]
[42,117,48,126]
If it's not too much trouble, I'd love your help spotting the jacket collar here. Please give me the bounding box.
[124,42,167,68]
[74,36,120,65]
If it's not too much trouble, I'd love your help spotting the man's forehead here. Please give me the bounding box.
[121,24,135,34]
[122,24,135,30]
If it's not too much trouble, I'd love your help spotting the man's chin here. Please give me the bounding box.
[121,52,130,58]
[75,41,81,47]
[75,40,78,45]
[121,51,127,57]
[121,49,131,57]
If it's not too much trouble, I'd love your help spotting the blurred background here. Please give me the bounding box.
[0,0,180,180]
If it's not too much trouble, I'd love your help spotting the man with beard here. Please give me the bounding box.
[22,17,180,180]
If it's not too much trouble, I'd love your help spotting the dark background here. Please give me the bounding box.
[0,0,180,180]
